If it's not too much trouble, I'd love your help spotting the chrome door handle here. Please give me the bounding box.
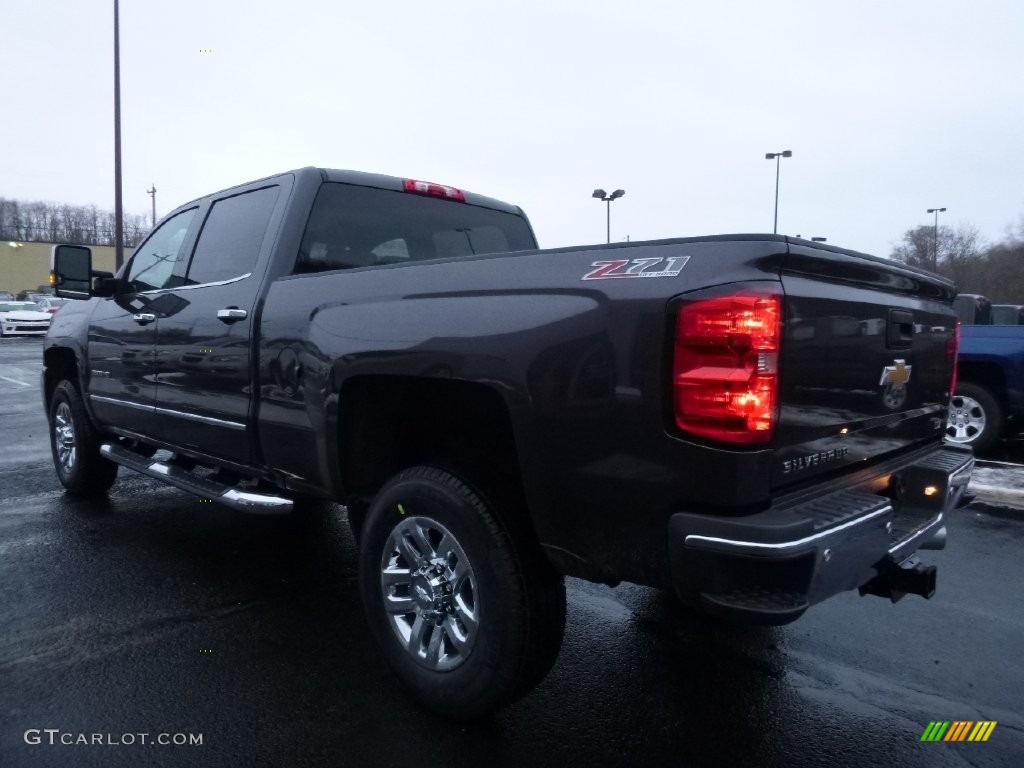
[132,313,156,325]
[217,308,247,323]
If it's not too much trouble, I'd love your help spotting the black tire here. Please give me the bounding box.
[946,381,1003,453]
[359,465,566,720]
[48,380,118,495]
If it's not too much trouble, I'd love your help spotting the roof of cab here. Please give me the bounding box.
[318,168,522,214]
[177,166,522,216]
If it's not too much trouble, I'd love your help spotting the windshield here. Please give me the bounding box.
[295,183,537,273]
[0,302,42,312]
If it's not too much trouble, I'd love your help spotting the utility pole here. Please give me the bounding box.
[926,207,946,272]
[113,0,124,269]
[147,184,157,227]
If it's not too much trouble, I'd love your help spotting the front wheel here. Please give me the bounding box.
[946,382,1003,453]
[49,381,118,495]
[359,466,566,720]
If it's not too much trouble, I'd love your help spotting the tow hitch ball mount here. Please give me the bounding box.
[859,555,937,603]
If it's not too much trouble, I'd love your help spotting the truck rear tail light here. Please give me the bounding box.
[947,319,960,395]
[673,290,782,444]
[403,178,466,203]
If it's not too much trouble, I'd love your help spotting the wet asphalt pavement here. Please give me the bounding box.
[1,337,1022,768]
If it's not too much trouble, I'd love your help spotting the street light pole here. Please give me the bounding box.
[592,188,625,244]
[765,150,792,234]
[926,207,946,272]
[113,0,124,269]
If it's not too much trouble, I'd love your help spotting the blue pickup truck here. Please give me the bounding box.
[948,295,1024,451]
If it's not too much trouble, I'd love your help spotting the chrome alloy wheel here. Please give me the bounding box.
[946,395,985,444]
[380,516,478,672]
[53,402,77,472]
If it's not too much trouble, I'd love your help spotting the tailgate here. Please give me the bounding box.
[773,243,957,490]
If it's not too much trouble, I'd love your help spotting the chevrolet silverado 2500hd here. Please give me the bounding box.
[44,167,973,718]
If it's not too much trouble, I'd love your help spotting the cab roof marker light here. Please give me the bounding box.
[403,179,466,203]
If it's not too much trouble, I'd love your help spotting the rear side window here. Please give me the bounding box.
[185,186,280,285]
[295,183,536,273]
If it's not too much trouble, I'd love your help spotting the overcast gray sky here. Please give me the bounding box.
[3,0,1023,257]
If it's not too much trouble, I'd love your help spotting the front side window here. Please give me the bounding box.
[185,186,280,286]
[295,183,536,274]
[125,208,198,292]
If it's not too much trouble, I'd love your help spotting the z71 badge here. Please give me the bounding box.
[581,256,690,281]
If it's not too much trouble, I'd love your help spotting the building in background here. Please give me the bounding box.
[1,242,123,297]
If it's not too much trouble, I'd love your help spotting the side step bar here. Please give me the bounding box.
[100,443,293,514]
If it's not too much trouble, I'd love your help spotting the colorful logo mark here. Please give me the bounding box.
[920,721,997,742]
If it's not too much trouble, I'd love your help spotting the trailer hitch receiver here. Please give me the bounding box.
[859,555,937,603]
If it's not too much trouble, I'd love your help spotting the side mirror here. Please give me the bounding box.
[92,272,117,297]
[51,245,94,299]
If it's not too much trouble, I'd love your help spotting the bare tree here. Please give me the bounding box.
[890,216,1024,302]
[0,197,150,246]
[972,241,1024,302]
[890,223,982,285]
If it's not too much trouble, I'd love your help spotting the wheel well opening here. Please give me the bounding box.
[339,375,527,537]
[957,363,1005,400]
[43,348,79,406]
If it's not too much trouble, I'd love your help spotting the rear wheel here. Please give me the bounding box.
[946,382,1003,453]
[359,465,566,720]
[49,381,118,495]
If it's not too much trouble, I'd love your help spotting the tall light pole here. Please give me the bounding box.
[926,207,946,272]
[764,150,792,234]
[592,188,625,244]
[113,0,124,269]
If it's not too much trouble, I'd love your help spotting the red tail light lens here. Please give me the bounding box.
[947,319,960,396]
[673,290,782,444]
[403,178,466,203]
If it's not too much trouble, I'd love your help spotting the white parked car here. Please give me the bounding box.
[35,296,71,315]
[0,301,52,337]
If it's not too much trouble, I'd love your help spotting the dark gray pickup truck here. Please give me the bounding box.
[44,167,973,718]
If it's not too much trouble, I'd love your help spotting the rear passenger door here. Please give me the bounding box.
[152,184,283,464]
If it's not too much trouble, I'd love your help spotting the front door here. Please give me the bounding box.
[87,207,200,437]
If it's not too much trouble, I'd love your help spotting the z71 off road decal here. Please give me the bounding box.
[581,256,690,281]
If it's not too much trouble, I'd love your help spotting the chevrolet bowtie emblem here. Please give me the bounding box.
[880,359,912,386]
